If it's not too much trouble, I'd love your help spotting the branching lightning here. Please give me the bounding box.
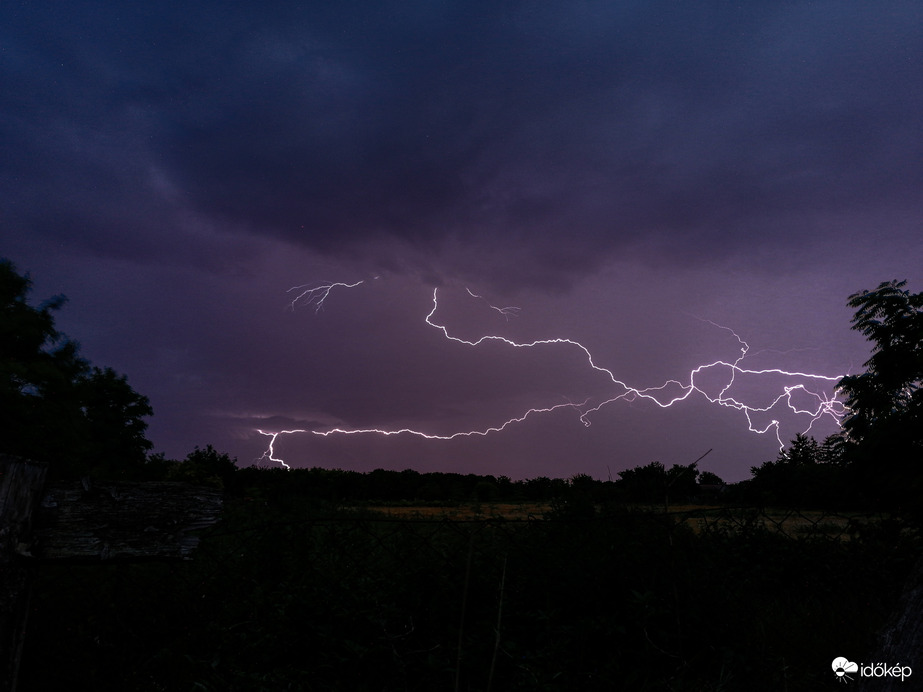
[287,280,364,312]
[465,287,521,320]
[257,428,303,470]
[257,284,847,469]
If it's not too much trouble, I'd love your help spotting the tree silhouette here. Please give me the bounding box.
[783,433,820,465]
[79,365,154,477]
[744,434,850,508]
[166,444,238,487]
[0,259,152,477]
[837,280,923,507]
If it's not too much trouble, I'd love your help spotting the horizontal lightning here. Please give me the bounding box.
[257,284,847,468]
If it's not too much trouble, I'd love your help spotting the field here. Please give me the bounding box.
[362,500,553,520]
[360,499,884,542]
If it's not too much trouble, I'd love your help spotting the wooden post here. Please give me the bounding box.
[0,455,48,692]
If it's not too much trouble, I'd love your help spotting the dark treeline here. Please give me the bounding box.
[236,465,552,503]
[220,432,867,512]
[227,462,713,507]
[168,430,886,514]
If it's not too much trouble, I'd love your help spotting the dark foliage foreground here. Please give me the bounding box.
[20,497,918,692]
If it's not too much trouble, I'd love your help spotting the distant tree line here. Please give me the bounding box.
[219,463,726,512]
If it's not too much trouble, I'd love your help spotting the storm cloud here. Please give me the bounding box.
[3,1,921,479]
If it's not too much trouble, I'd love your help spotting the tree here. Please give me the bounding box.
[837,280,923,446]
[818,432,849,467]
[166,445,237,487]
[1,260,85,467]
[836,280,923,507]
[616,461,667,503]
[665,462,700,504]
[0,259,153,477]
[698,471,723,486]
[79,366,153,477]
[615,461,700,504]
[782,433,820,465]
[746,434,851,508]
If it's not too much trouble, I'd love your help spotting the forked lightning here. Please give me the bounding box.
[258,282,846,468]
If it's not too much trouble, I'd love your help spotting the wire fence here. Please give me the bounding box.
[20,502,919,691]
[661,503,904,541]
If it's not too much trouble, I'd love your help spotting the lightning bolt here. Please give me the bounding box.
[256,401,589,470]
[257,285,847,469]
[465,287,521,320]
[256,428,301,470]
[287,280,364,312]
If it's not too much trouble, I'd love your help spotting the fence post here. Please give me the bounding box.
[0,456,48,692]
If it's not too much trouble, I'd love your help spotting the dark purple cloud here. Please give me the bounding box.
[2,1,921,480]
[5,2,921,276]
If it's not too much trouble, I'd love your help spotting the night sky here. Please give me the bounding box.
[3,1,921,481]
